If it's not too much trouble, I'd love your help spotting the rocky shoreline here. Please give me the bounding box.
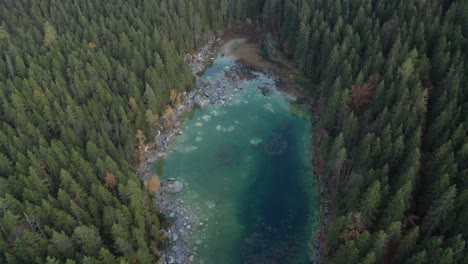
[146,56,257,164]
[155,178,198,264]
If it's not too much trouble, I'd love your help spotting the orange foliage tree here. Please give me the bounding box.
[144,175,160,195]
[340,212,365,241]
[104,172,117,189]
[128,96,137,109]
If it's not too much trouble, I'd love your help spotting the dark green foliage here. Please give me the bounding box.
[359,180,381,221]
[422,185,457,236]
[1,0,467,262]
[261,0,467,262]
[0,0,259,262]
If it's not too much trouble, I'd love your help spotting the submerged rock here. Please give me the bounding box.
[249,137,263,145]
[175,145,198,154]
[201,115,211,121]
[264,133,288,156]
[214,144,239,165]
[263,103,275,113]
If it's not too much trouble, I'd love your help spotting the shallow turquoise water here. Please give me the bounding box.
[154,56,318,263]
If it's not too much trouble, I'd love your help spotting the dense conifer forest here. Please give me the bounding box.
[260,0,467,263]
[0,0,261,262]
[0,0,467,263]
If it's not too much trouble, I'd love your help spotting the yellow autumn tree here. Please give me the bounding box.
[169,89,182,108]
[144,175,160,194]
[163,105,176,121]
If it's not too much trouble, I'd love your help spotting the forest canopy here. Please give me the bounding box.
[260,0,467,263]
[0,0,261,262]
[0,0,467,263]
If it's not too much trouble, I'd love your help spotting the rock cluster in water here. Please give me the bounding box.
[191,65,244,108]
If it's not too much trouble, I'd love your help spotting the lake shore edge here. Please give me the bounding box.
[137,24,325,264]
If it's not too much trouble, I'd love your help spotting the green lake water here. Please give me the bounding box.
[154,56,319,263]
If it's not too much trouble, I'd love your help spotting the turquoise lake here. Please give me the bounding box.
[154,56,318,263]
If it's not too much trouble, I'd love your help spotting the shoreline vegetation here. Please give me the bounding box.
[138,24,324,263]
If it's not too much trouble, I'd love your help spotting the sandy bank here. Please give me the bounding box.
[221,38,274,71]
